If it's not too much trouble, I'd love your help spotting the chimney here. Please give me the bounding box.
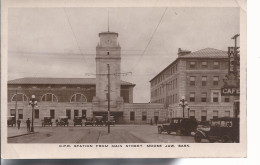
[178,48,191,57]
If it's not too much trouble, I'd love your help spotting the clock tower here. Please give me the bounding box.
[94,32,123,110]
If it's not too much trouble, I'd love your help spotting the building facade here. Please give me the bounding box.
[7,31,165,126]
[150,48,234,121]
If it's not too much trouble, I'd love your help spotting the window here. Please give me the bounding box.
[201,111,207,121]
[202,76,207,86]
[34,109,39,119]
[41,93,58,102]
[225,111,230,117]
[213,92,219,102]
[213,111,218,119]
[74,110,79,118]
[18,109,23,119]
[82,110,86,118]
[11,93,28,102]
[213,62,220,69]
[66,109,71,119]
[190,61,196,68]
[190,92,195,102]
[224,97,230,102]
[201,61,208,68]
[213,76,219,86]
[130,111,135,121]
[190,110,195,119]
[70,93,87,102]
[10,109,16,118]
[201,92,207,102]
[107,52,109,55]
[190,76,195,86]
[142,111,147,121]
[50,109,55,119]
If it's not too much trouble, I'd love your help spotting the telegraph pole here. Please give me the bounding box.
[107,64,111,134]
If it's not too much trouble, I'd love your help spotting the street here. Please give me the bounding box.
[7,125,204,143]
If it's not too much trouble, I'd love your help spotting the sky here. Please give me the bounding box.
[8,7,240,103]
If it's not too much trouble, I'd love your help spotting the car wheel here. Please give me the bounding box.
[222,135,230,143]
[194,133,202,142]
[176,129,182,136]
[158,127,163,134]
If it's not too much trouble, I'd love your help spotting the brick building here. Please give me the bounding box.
[150,48,234,121]
[7,31,165,125]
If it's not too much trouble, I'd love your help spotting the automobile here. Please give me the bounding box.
[7,116,16,127]
[93,116,104,126]
[85,117,94,126]
[105,116,115,126]
[56,116,69,126]
[157,118,198,136]
[42,117,53,127]
[194,117,239,143]
[73,116,83,126]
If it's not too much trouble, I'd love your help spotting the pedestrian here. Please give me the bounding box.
[26,118,31,132]
[150,118,153,125]
[17,119,21,129]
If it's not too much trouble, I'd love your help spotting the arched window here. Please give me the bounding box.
[70,93,87,102]
[11,93,28,102]
[41,93,58,102]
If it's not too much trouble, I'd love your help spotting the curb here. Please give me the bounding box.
[8,132,39,139]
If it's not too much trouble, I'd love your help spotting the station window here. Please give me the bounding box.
[190,92,195,102]
[213,111,218,119]
[66,109,71,119]
[213,92,219,102]
[201,92,207,102]
[11,93,28,102]
[42,93,58,102]
[70,93,87,102]
[82,110,87,118]
[35,109,39,119]
[201,111,207,121]
[213,62,220,69]
[190,61,196,69]
[74,110,79,118]
[142,111,147,121]
[224,97,230,102]
[202,76,207,86]
[213,76,219,86]
[130,111,135,121]
[18,109,23,119]
[50,109,55,119]
[190,110,195,119]
[201,61,208,68]
[190,76,196,86]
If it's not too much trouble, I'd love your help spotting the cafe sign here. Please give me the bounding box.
[221,87,240,96]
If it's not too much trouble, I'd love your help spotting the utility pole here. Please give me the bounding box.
[107,64,111,134]
[15,90,18,126]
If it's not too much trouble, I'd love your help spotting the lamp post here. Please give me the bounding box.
[29,95,37,132]
[179,96,188,118]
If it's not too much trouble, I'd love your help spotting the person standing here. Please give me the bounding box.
[26,118,31,132]
[17,119,21,129]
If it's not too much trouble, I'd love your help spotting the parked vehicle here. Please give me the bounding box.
[194,117,239,143]
[42,117,53,127]
[94,116,104,126]
[73,116,83,126]
[56,116,69,126]
[157,118,198,136]
[7,116,16,127]
[105,116,115,126]
[85,117,94,126]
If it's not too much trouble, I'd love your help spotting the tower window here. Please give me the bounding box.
[107,52,109,55]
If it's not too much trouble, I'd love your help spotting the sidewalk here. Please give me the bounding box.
[8,126,39,138]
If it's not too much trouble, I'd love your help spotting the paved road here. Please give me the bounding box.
[8,125,202,143]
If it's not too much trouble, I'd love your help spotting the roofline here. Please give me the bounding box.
[99,32,118,37]
[149,56,228,83]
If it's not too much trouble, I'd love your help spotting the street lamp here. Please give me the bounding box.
[179,96,188,118]
[29,95,37,132]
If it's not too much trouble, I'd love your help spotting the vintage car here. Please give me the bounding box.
[73,116,83,126]
[157,118,198,136]
[93,116,104,126]
[105,116,115,126]
[56,116,69,126]
[85,117,94,126]
[194,117,239,143]
[7,116,16,127]
[42,117,53,127]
